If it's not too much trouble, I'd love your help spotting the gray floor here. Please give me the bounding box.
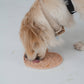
[0,0,84,84]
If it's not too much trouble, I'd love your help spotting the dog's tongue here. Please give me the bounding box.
[32,60,40,63]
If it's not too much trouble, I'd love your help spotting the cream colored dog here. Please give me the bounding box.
[20,0,84,61]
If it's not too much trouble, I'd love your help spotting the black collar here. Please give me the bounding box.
[64,0,76,14]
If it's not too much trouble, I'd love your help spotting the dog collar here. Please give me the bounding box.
[64,0,76,14]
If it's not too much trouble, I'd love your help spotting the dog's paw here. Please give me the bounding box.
[74,41,84,51]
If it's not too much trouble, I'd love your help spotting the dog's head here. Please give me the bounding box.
[20,0,66,61]
[20,22,47,61]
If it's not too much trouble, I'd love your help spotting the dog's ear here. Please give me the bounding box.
[20,23,41,56]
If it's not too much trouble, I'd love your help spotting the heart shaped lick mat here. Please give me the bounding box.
[24,52,63,69]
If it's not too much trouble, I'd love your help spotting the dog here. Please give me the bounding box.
[20,0,84,61]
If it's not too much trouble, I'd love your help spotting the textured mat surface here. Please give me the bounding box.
[24,52,63,69]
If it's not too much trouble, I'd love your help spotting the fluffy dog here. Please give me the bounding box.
[20,0,84,61]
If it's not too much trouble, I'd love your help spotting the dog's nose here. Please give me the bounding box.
[35,54,40,60]
[35,56,40,60]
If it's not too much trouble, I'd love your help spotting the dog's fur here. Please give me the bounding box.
[20,0,84,61]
